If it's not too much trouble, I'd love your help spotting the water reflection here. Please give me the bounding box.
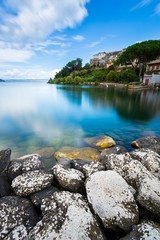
[0,81,160,167]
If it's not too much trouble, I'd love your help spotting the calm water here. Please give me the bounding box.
[0,80,160,168]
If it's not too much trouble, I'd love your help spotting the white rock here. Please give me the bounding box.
[4,225,28,240]
[29,191,106,240]
[82,162,105,178]
[11,170,53,196]
[130,148,160,179]
[86,170,139,231]
[53,165,85,194]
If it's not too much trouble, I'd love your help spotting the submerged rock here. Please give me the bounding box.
[7,154,44,180]
[0,196,38,239]
[29,191,106,240]
[84,136,116,148]
[130,148,160,179]
[11,170,53,197]
[86,170,139,231]
[55,146,99,161]
[137,176,160,217]
[121,221,160,240]
[0,149,11,175]
[30,186,59,207]
[131,136,160,154]
[53,165,85,194]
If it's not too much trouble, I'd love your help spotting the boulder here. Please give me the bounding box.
[3,225,28,240]
[84,136,116,148]
[0,149,11,175]
[55,146,100,161]
[130,148,160,179]
[30,186,59,207]
[71,159,93,172]
[29,191,106,240]
[0,196,38,239]
[137,176,160,217]
[86,171,139,231]
[7,154,44,180]
[131,136,160,154]
[82,162,105,178]
[11,170,53,197]
[100,146,127,165]
[0,176,12,197]
[53,165,85,194]
[36,147,55,168]
[56,157,73,168]
[121,221,160,240]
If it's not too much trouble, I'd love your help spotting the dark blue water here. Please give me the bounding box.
[0,80,160,167]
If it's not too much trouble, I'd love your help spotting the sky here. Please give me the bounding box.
[0,0,160,79]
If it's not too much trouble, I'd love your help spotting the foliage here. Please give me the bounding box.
[83,63,90,70]
[106,71,118,82]
[116,40,160,77]
[93,69,107,81]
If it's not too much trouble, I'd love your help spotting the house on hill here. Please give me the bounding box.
[143,59,160,85]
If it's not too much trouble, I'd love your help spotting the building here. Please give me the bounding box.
[90,50,125,68]
[143,59,160,85]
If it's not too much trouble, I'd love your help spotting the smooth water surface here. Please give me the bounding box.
[0,80,160,168]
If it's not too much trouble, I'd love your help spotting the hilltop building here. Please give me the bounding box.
[90,49,125,68]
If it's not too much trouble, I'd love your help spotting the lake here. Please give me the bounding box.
[0,80,160,168]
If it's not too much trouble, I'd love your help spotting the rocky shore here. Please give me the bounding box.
[0,136,160,239]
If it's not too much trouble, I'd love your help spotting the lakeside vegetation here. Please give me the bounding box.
[48,40,160,86]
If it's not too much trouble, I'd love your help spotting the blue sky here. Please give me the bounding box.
[0,0,160,79]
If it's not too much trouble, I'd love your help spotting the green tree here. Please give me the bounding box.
[116,40,160,78]
[106,71,118,82]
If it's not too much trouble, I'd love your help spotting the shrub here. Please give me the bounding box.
[106,71,118,82]
[94,69,106,81]
[74,76,82,85]
[95,81,99,86]
[119,70,139,83]
[65,76,73,84]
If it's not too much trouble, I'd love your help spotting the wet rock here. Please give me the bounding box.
[4,225,28,240]
[72,159,93,172]
[137,176,160,217]
[53,165,85,194]
[84,136,116,148]
[0,196,38,239]
[82,162,105,178]
[55,146,100,161]
[130,148,160,179]
[29,191,106,240]
[36,147,55,160]
[56,157,73,168]
[0,176,12,197]
[100,146,127,165]
[7,154,44,180]
[131,136,160,154]
[86,170,139,232]
[11,170,53,197]
[30,186,59,207]
[0,149,11,175]
[121,221,160,240]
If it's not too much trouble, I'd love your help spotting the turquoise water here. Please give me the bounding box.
[0,80,160,168]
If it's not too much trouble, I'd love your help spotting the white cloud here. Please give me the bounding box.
[131,0,152,10]
[155,3,160,14]
[0,67,60,79]
[0,0,90,43]
[88,37,105,48]
[0,47,34,62]
[73,35,85,41]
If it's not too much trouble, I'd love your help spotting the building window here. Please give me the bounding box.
[154,66,157,70]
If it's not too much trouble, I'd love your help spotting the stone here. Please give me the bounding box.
[36,147,55,159]
[86,171,139,231]
[84,136,116,148]
[53,165,85,194]
[3,225,28,240]
[137,176,160,217]
[130,148,160,179]
[82,162,105,178]
[7,154,44,180]
[72,159,93,172]
[11,170,53,197]
[99,146,127,165]
[56,157,73,168]
[0,176,12,197]
[0,196,38,239]
[55,146,100,161]
[121,221,160,240]
[0,149,11,175]
[29,191,106,240]
[30,186,59,207]
[131,136,160,154]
